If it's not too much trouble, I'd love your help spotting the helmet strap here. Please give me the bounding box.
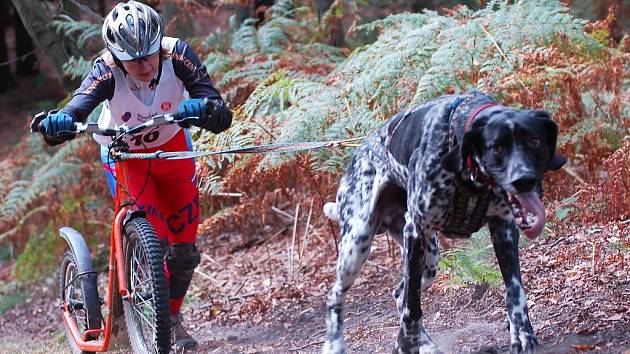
[110,50,129,75]
[149,49,163,90]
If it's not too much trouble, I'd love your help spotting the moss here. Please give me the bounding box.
[590,29,610,47]
[0,292,24,316]
[13,223,66,282]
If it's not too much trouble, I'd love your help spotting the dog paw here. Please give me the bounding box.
[509,335,538,354]
[394,332,419,354]
[322,340,346,354]
[392,343,443,354]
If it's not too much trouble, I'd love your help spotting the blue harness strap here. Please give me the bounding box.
[447,96,466,150]
[448,96,465,122]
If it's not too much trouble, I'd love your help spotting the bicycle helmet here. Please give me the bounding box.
[102,1,164,61]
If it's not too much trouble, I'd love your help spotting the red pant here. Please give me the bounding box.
[101,130,199,244]
[101,130,199,315]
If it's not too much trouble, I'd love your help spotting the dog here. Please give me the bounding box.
[322,91,566,354]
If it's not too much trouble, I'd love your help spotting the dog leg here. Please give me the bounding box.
[394,220,441,354]
[323,221,376,354]
[422,232,439,291]
[393,232,439,315]
[323,172,383,353]
[488,217,538,353]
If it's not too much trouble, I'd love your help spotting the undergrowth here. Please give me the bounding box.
[438,229,502,289]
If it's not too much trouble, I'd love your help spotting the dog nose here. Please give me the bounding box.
[511,175,538,193]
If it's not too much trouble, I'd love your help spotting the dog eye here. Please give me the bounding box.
[491,144,504,155]
[528,138,541,148]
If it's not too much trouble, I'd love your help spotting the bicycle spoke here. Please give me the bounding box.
[132,276,153,293]
[126,239,161,350]
[134,292,156,310]
[123,220,170,354]
[132,247,150,281]
[131,304,157,332]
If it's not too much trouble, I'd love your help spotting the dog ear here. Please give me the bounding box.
[531,110,566,171]
[442,126,483,173]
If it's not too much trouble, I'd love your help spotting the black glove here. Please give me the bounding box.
[177,98,208,129]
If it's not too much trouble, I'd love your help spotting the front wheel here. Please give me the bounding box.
[60,250,101,354]
[122,217,171,354]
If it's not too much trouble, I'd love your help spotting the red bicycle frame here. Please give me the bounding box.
[61,156,135,352]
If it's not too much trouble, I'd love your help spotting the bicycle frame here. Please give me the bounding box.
[61,156,136,352]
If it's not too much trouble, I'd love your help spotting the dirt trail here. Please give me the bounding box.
[188,221,629,353]
[0,216,628,354]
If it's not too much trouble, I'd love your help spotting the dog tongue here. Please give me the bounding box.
[514,192,546,239]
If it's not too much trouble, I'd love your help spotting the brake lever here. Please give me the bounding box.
[173,116,200,127]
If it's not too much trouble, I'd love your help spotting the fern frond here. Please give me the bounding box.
[52,15,100,47]
[219,59,279,87]
[0,181,34,219]
[63,56,93,80]
[232,19,260,55]
[1,138,88,222]
[204,53,234,79]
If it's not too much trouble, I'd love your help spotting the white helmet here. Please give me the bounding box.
[102,1,163,61]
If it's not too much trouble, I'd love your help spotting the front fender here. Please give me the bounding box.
[60,227,96,276]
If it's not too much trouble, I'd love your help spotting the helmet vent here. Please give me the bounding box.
[102,0,163,60]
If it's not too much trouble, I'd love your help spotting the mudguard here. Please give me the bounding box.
[122,210,147,229]
[59,227,102,328]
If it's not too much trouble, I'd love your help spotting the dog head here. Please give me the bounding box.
[443,107,566,239]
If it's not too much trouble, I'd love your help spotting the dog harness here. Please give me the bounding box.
[443,95,497,238]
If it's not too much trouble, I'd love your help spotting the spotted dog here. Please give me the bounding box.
[322,92,566,354]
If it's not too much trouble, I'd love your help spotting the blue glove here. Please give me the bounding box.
[42,112,75,138]
[177,98,207,128]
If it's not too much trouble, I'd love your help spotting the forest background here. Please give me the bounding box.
[0,0,628,353]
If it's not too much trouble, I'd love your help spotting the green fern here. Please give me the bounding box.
[191,120,262,194]
[438,229,502,288]
[62,56,94,81]
[52,15,101,48]
[0,137,87,222]
[238,0,608,172]
[204,53,234,79]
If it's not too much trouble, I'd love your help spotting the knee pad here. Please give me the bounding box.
[165,243,201,278]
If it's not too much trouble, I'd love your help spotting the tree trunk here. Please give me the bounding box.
[10,0,73,89]
[234,0,275,25]
[315,0,344,47]
[99,0,106,16]
[14,8,39,77]
[0,0,16,93]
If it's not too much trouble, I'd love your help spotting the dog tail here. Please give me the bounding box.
[323,202,339,221]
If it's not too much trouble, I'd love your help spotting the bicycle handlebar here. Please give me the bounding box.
[30,98,210,138]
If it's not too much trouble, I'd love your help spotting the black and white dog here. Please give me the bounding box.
[322,92,566,353]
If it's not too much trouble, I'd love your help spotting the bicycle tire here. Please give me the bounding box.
[60,250,101,354]
[122,217,171,354]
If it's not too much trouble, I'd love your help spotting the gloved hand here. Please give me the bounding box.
[177,98,207,128]
[41,112,76,144]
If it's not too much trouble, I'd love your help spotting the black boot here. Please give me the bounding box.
[170,313,198,352]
